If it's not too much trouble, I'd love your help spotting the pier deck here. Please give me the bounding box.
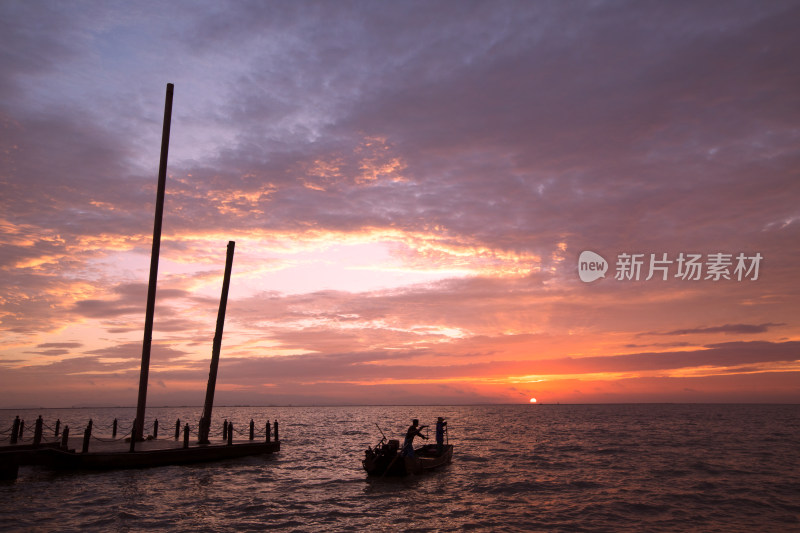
[1,436,280,479]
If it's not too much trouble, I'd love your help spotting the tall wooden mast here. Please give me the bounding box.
[198,240,236,444]
[134,83,174,441]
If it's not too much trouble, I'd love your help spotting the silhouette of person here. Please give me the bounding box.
[435,417,447,451]
[403,418,428,457]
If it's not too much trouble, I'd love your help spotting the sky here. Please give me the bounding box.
[1,1,798,408]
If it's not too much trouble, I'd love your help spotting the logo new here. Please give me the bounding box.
[578,251,608,282]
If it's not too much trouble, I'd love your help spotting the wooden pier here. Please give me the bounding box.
[1,416,280,480]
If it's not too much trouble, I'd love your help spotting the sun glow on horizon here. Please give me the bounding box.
[529,397,537,403]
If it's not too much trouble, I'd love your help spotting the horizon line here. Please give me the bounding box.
[1,401,798,411]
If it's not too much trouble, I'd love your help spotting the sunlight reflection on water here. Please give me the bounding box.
[1,404,799,531]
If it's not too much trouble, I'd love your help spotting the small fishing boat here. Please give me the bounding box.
[363,438,453,477]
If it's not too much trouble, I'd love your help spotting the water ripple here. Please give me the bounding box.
[1,404,798,531]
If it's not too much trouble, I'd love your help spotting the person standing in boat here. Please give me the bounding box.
[435,417,447,451]
[402,419,428,457]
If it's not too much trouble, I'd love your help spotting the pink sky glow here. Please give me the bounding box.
[1,1,798,407]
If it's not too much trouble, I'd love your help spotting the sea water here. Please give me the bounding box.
[1,404,798,532]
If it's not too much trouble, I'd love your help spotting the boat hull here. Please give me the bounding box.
[363,443,453,477]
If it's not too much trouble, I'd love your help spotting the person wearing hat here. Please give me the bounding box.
[435,417,447,452]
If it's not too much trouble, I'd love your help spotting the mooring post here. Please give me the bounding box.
[55,418,61,438]
[266,420,271,442]
[112,418,118,438]
[274,420,279,441]
[82,424,91,453]
[198,241,236,444]
[19,419,24,440]
[249,419,254,440]
[33,416,43,447]
[129,419,137,452]
[153,419,159,439]
[175,418,180,440]
[223,419,228,441]
[227,422,233,446]
[61,425,70,449]
[134,83,174,442]
[10,415,20,444]
[183,423,190,449]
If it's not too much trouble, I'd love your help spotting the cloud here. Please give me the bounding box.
[645,323,786,336]
[25,349,73,357]
[84,342,191,363]
[36,342,83,349]
[521,341,800,376]
[1,1,799,405]
[151,340,799,387]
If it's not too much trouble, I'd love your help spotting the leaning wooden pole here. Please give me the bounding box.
[135,83,174,442]
[198,241,236,444]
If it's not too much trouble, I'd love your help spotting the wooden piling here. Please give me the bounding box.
[19,419,24,440]
[129,419,137,452]
[198,241,236,444]
[11,416,20,444]
[82,424,91,453]
[183,423,190,449]
[134,82,174,442]
[175,418,181,440]
[227,422,233,446]
[61,425,70,449]
[112,418,118,438]
[223,419,228,441]
[266,420,271,443]
[274,420,279,441]
[33,415,43,447]
[249,419,254,440]
[55,418,61,438]
[153,419,159,439]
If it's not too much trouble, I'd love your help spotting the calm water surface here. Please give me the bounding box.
[1,404,799,531]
